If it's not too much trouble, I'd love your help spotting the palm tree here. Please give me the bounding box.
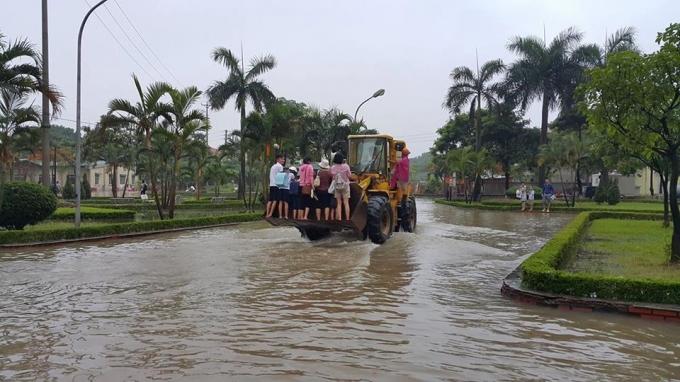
[444,59,505,152]
[0,89,40,182]
[467,149,495,202]
[505,27,599,185]
[107,75,173,219]
[1,33,64,188]
[446,146,475,202]
[162,86,207,218]
[207,47,276,200]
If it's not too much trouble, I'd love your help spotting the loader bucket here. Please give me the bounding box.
[262,182,369,239]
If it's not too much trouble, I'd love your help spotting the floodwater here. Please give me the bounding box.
[1,199,679,381]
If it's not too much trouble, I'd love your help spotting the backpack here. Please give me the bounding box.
[275,172,288,188]
[289,180,300,195]
[334,171,348,191]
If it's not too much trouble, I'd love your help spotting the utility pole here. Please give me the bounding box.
[202,102,210,145]
[41,0,51,188]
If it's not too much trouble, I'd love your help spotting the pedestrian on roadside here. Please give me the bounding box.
[518,182,527,211]
[542,178,555,213]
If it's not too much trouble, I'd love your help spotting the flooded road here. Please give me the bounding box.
[1,199,679,381]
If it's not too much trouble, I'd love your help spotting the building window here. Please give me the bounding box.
[94,174,100,185]
[120,174,127,186]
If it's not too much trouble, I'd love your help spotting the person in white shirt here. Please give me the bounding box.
[265,154,285,217]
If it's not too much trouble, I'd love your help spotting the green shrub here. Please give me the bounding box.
[48,207,135,221]
[504,185,542,198]
[520,211,680,305]
[0,212,262,245]
[593,182,607,204]
[62,179,76,199]
[607,178,620,205]
[82,174,92,200]
[0,182,58,230]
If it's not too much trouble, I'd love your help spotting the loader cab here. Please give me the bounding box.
[348,135,390,175]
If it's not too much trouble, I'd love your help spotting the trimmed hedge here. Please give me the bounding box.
[92,201,252,211]
[520,211,680,305]
[434,199,665,214]
[49,207,135,221]
[1,182,58,229]
[0,212,263,245]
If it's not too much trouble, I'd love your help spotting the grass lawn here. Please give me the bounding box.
[566,219,680,280]
[480,199,665,212]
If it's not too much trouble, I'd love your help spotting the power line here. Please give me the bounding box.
[100,2,171,84]
[114,0,185,88]
[83,0,155,81]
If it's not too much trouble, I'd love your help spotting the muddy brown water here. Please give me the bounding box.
[1,199,679,381]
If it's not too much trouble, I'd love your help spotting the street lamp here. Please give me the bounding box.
[75,0,109,227]
[353,88,385,122]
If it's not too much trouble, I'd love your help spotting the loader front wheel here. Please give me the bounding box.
[400,196,417,233]
[367,196,393,244]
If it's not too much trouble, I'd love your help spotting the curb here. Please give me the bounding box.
[501,268,680,324]
[0,221,261,249]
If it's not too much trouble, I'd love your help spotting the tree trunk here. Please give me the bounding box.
[111,168,118,198]
[145,132,164,220]
[504,171,510,191]
[576,167,583,196]
[669,153,679,263]
[472,175,482,202]
[600,167,609,186]
[538,95,550,186]
[168,155,181,219]
[238,107,246,200]
[122,168,130,197]
[475,96,482,152]
[196,169,201,201]
[650,167,655,196]
[661,175,669,228]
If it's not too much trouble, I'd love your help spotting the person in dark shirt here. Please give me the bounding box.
[542,178,555,213]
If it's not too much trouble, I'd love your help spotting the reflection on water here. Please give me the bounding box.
[1,199,679,381]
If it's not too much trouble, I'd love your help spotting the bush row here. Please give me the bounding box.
[81,201,252,212]
[434,199,664,214]
[504,186,543,198]
[49,207,135,221]
[0,213,263,245]
[520,211,680,305]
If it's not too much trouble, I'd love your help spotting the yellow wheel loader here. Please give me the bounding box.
[264,134,417,244]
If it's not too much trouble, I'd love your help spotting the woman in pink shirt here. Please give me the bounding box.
[298,157,314,220]
[331,153,352,220]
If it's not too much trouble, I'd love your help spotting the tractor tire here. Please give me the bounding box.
[366,195,393,244]
[400,196,417,233]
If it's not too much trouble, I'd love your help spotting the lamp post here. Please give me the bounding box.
[75,0,109,227]
[353,88,385,122]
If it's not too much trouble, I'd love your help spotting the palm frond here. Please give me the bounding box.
[246,54,277,81]
[479,59,505,84]
[246,81,275,112]
[450,66,476,83]
[207,74,241,111]
[606,26,640,55]
[211,47,243,77]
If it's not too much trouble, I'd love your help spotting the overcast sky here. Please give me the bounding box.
[2,0,676,156]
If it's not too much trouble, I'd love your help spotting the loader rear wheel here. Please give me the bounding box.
[400,196,417,233]
[367,195,393,244]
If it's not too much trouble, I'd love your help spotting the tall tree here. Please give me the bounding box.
[444,58,504,201]
[579,23,680,262]
[162,86,207,218]
[443,59,505,152]
[0,32,63,188]
[106,75,173,219]
[505,27,599,185]
[207,47,276,200]
[0,89,40,182]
